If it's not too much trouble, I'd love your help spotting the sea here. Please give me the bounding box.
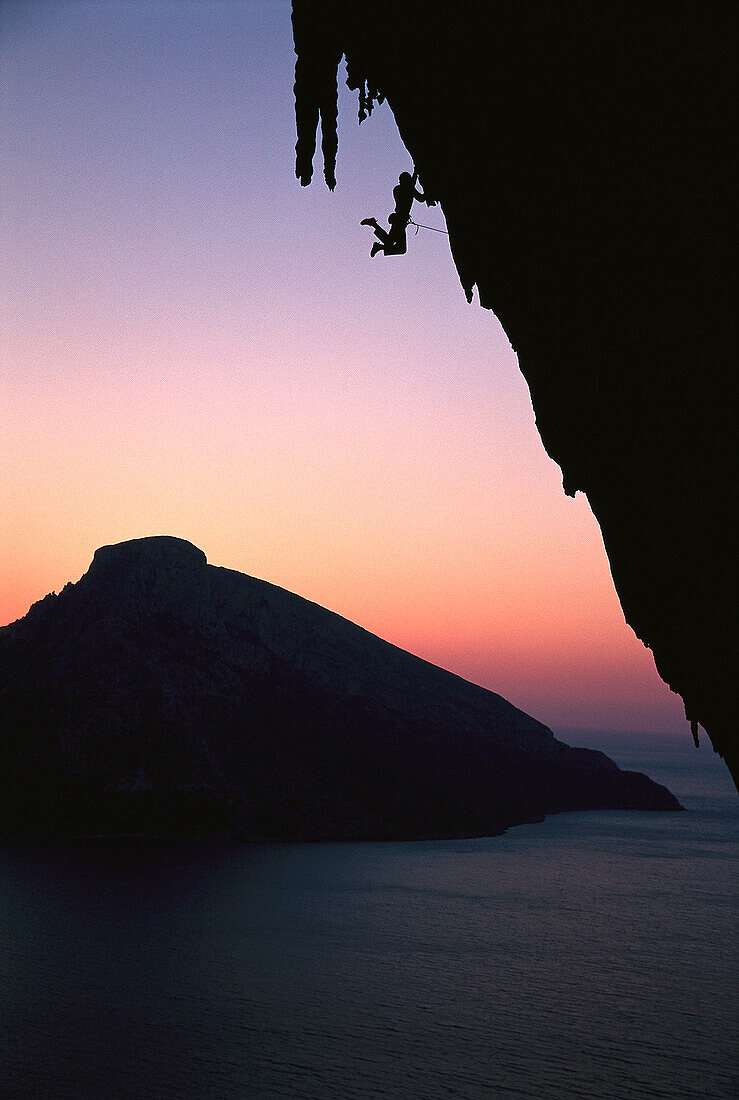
[0,731,735,1099]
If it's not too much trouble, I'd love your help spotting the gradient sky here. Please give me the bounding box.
[1,0,689,737]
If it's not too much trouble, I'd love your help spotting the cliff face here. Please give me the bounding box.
[292,2,735,783]
[0,537,680,838]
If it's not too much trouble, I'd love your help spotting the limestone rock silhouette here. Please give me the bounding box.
[0,537,680,838]
[292,2,736,785]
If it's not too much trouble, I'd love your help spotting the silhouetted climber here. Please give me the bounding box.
[361,170,436,256]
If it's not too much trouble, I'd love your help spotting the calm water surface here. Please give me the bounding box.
[0,733,736,1098]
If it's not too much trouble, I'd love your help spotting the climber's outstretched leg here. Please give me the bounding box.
[361,215,402,256]
[361,218,391,256]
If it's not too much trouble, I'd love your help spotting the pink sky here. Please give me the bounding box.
[0,1,689,738]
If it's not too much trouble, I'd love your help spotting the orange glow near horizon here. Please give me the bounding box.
[1,3,690,739]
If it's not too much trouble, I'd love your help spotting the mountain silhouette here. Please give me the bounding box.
[0,537,680,838]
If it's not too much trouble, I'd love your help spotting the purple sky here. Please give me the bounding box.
[0,0,690,738]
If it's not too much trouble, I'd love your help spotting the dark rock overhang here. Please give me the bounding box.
[291,1,736,787]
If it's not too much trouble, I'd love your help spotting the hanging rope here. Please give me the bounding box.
[408,217,449,235]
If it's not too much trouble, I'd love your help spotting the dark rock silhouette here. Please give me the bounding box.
[0,537,680,839]
[291,2,736,786]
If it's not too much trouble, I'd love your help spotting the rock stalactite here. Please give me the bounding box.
[292,2,736,786]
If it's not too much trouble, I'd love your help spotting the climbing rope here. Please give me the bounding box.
[408,217,449,235]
